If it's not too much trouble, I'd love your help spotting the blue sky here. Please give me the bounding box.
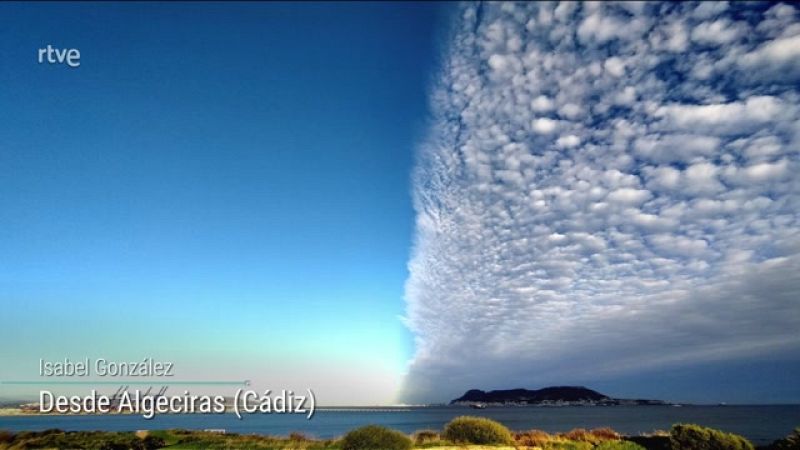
[0,2,447,404]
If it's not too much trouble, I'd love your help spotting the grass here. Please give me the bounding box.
[0,422,785,449]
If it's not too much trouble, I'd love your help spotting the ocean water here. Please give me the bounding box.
[1,405,799,445]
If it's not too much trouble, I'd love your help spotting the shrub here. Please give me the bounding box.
[558,428,598,444]
[766,428,800,450]
[289,431,310,441]
[340,425,412,450]
[516,429,557,446]
[170,428,193,435]
[670,424,754,450]
[513,430,599,450]
[591,428,623,441]
[141,435,166,450]
[542,442,593,450]
[413,429,440,445]
[596,441,647,450]
[8,430,151,450]
[443,416,514,445]
[627,435,671,450]
[560,428,620,444]
[0,430,13,444]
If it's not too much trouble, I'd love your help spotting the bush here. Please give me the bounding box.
[542,442,593,450]
[8,430,151,450]
[340,425,412,450]
[670,424,754,450]
[515,428,625,449]
[512,430,599,450]
[0,430,13,444]
[413,429,440,445]
[592,428,623,441]
[627,435,671,450]
[596,441,647,450]
[766,428,800,450]
[289,431,310,441]
[560,428,621,444]
[443,416,514,445]
[561,428,598,443]
[516,429,556,446]
[141,435,166,450]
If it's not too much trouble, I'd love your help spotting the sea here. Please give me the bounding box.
[1,405,799,445]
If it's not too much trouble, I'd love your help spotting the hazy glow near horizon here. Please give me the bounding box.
[402,1,800,404]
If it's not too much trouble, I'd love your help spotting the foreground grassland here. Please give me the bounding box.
[0,419,798,450]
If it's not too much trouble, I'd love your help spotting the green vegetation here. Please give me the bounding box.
[443,416,514,445]
[514,427,636,450]
[515,429,556,447]
[595,441,646,450]
[163,430,337,449]
[0,422,793,449]
[340,425,412,450]
[413,430,442,447]
[0,429,336,450]
[626,434,670,450]
[560,428,621,445]
[0,429,162,449]
[670,424,754,450]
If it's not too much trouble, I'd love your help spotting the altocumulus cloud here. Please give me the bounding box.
[401,1,800,403]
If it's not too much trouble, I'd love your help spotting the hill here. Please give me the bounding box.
[450,386,666,406]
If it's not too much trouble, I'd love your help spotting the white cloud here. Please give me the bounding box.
[556,134,581,148]
[531,117,559,134]
[578,12,625,44]
[634,134,721,163]
[726,159,789,183]
[607,187,652,205]
[649,234,709,257]
[740,159,790,183]
[691,19,746,45]
[684,161,725,194]
[741,135,784,161]
[558,103,583,120]
[614,86,637,105]
[531,95,555,112]
[654,96,784,135]
[604,57,626,77]
[664,21,690,52]
[692,1,729,20]
[645,166,682,191]
[739,34,800,81]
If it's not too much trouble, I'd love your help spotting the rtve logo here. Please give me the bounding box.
[38,45,81,68]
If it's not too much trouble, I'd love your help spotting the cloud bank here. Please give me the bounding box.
[402,1,800,403]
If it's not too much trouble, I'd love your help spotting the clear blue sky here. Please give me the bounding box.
[0,2,448,404]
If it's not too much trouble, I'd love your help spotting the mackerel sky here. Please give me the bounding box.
[402,1,800,404]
